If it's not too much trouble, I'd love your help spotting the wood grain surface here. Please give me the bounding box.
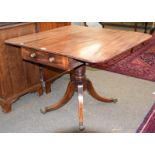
[5,25,152,63]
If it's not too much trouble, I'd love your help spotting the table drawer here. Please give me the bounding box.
[21,48,82,70]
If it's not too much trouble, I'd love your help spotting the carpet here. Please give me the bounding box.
[91,36,155,82]
[137,103,155,133]
[1,69,155,132]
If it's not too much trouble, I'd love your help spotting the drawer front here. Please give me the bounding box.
[21,48,82,70]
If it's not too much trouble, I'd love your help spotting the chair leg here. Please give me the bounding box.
[83,22,88,27]
[144,22,148,33]
[99,22,105,28]
[150,27,155,34]
[134,23,138,32]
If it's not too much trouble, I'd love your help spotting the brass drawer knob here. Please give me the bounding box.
[30,53,37,58]
[49,57,55,63]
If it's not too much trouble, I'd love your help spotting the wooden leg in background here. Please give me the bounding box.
[45,81,52,94]
[144,22,148,33]
[40,81,75,114]
[134,23,138,32]
[37,86,44,96]
[99,22,105,28]
[77,84,85,130]
[87,79,117,103]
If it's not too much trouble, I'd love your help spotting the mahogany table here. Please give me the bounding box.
[5,25,151,130]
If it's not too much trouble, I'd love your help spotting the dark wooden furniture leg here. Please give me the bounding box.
[83,22,88,27]
[135,22,148,33]
[144,22,148,33]
[150,27,155,34]
[40,65,117,130]
[99,22,105,28]
[134,23,138,32]
[37,86,44,96]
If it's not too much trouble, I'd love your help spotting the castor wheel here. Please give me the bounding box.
[112,98,118,103]
[40,108,47,114]
[79,122,85,131]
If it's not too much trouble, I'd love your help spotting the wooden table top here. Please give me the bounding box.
[5,25,152,63]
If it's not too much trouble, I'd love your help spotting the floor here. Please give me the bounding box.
[0,67,155,133]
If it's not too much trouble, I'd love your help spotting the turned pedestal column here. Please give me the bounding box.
[40,65,117,130]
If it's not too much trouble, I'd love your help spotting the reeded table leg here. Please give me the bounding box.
[40,81,75,114]
[41,64,118,130]
[77,84,85,130]
[87,79,117,103]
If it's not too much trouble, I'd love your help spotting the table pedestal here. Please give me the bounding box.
[40,65,117,130]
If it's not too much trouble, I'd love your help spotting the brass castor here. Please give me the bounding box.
[112,98,118,103]
[40,108,47,114]
[79,122,85,131]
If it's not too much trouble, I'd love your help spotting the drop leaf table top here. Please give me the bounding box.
[5,25,152,64]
